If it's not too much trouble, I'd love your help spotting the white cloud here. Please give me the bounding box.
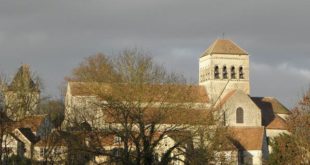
[277,63,310,80]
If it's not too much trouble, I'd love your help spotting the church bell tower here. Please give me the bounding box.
[199,39,250,100]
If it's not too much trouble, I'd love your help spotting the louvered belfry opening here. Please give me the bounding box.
[214,65,219,79]
[223,66,228,79]
[231,66,236,79]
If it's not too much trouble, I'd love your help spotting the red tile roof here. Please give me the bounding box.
[201,39,248,57]
[35,138,67,147]
[266,115,287,129]
[229,127,265,151]
[14,115,46,132]
[251,97,291,114]
[251,97,290,130]
[34,131,68,147]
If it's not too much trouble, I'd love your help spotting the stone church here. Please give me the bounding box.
[64,39,290,165]
[198,39,290,164]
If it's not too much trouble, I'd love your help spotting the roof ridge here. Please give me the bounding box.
[228,39,248,55]
[207,39,218,54]
[200,40,217,57]
[230,126,264,129]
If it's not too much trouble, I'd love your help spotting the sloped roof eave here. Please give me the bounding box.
[201,39,248,57]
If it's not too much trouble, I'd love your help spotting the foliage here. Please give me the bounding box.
[268,89,310,164]
[38,131,69,165]
[268,133,302,164]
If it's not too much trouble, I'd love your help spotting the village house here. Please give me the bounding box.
[1,66,57,163]
[32,132,68,164]
[0,115,55,161]
[86,132,186,165]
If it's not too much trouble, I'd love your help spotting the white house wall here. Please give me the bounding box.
[241,150,263,165]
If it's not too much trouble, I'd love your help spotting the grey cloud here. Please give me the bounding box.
[251,62,310,108]
[0,0,310,107]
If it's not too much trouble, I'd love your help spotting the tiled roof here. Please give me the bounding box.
[201,39,248,57]
[8,64,39,92]
[251,97,290,129]
[68,82,107,96]
[251,97,291,114]
[68,82,209,103]
[34,131,68,147]
[1,115,46,135]
[229,127,265,151]
[14,115,46,132]
[266,115,287,129]
[35,137,67,147]
[73,132,129,148]
[92,134,125,147]
[98,134,115,146]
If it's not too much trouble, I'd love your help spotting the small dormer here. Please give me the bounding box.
[199,39,250,100]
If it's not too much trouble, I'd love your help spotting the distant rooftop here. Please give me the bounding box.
[201,39,248,57]
[8,64,39,92]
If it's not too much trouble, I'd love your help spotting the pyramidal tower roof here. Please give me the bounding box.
[201,39,248,57]
[8,64,39,91]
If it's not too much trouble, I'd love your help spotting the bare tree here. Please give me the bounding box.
[65,49,234,165]
[186,117,236,164]
[4,65,41,121]
[66,53,117,83]
[0,74,12,165]
[35,131,68,165]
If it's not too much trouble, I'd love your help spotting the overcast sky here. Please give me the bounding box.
[1,0,310,108]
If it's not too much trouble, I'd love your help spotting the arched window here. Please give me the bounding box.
[231,66,236,79]
[223,66,227,79]
[239,66,244,79]
[236,107,244,123]
[214,65,219,79]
